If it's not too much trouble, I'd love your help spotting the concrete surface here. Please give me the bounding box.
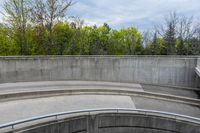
[196,58,200,87]
[0,81,144,95]
[0,56,199,87]
[0,95,135,125]
[0,81,199,126]
[0,81,200,133]
[195,58,200,77]
[196,58,200,88]
[0,94,199,126]
[196,67,200,77]
[11,114,200,133]
[131,96,200,118]
[0,81,199,104]
[141,84,199,99]
[0,81,199,124]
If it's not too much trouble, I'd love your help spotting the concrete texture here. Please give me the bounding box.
[0,93,199,126]
[11,114,200,133]
[197,57,200,69]
[0,81,144,95]
[0,95,135,125]
[196,58,200,88]
[0,81,199,106]
[195,58,200,77]
[0,81,200,127]
[0,81,199,127]
[0,56,199,87]
[131,96,200,118]
[141,84,199,99]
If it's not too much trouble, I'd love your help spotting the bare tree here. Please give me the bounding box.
[164,12,179,55]
[177,16,193,39]
[176,16,194,55]
[69,16,84,29]
[190,22,200,55]
[3,0,32,55]
[142,30,153,48]
[32,0,73,54]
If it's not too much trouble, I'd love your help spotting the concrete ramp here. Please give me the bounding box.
[0,95,136,125]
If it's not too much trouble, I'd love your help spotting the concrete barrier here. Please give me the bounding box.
[196,58,200,88]
[0,56,199,88]
[0,81,199,106]
[8,113,200,133]
[195,58,200,76]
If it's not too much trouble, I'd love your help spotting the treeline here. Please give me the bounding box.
[0,0,200,56]
[144,13,200,55]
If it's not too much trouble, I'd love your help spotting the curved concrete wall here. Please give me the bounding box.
[197,58,200,87]
[11,113,200,133]
[0,56,199,87]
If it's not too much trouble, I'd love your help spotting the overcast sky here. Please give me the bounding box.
[1,0,200,30]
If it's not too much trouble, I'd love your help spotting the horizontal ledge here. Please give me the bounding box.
[0,88,199,106]
[0,108,200,130]
[0,55,199,59]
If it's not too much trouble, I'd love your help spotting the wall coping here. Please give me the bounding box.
[0,55,199,60]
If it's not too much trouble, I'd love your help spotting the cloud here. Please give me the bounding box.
[68,0,200,30]
[0,0,200,30]
[0,0,5,22]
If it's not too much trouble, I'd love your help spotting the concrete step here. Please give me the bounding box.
[0,81,199,98]
[0,94,199,126]
[0,86,199,107]
[141,83,200,99]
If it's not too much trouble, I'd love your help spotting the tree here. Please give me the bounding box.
[110,27,143,55]
[3,0,32,55]
[0,24,19,55]
[54,22,72,55]
[150,31,160,54]
[32,0,73,55]
[96,23,111,55]
[189,23,200,55]
[176,16,193,55]
[164,12,178,55]
[121,27,143,55]
[69,17,85,55]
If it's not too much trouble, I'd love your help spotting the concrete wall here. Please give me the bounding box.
[197,58,200,88]
[11,113,200,133]
[0,56,199,87]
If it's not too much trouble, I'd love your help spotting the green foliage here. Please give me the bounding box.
[1,20,199,56]
[0,24,19,55]
[109,27,143,55]
[0,1,199,56]
[53,22,72,55]
[3,0,32,55]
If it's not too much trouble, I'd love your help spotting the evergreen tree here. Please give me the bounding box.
[164,22,176,55]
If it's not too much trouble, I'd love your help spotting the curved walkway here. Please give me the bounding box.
[0,81,199,125]
[1,108,200,133]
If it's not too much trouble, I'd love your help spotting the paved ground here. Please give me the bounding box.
[0,81,144,94]
[0,94,199,125]
[141,84,199,99]
[0,95,135,125]
[132,96,200,118]
[0,81,199,125]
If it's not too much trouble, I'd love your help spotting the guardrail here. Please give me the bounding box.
[0,108,200,131]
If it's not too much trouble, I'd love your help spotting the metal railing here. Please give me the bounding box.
[0,108,200,131]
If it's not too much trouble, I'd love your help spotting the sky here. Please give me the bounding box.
[1,0,200,30]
